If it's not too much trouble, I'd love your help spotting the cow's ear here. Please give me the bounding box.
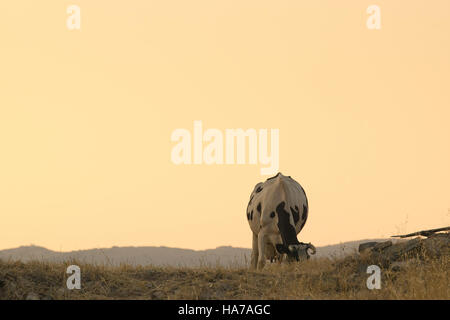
[276,244,289,254]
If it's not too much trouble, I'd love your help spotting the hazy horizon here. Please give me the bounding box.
[0,236,395,252]
[1,238,401,268]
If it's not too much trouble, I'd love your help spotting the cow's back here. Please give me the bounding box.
[246,173,308,235]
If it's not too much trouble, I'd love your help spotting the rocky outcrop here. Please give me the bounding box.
[358,227,450,266]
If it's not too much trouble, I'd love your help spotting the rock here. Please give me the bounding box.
[358,233,450,263]
[373,241,392,251]
[387,228,449,261]
[384,238,422,261]
[429,232,449,239]
[422,234,450,257]
[358,242,378,253]
[359,238,422,262]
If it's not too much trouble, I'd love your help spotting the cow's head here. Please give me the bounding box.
[276,242,316,262]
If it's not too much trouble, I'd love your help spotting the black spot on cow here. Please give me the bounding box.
[248,195,254,206]
[270,212,275,218]
[276,202,300,250]
[302,204,308,221]
[250,210,254,220]
[275,244,289,254]
[256,186,263,193]
[290,206,300,224]
[257,202,261,213]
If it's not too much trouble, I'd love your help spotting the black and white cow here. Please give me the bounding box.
[246,172,316,270]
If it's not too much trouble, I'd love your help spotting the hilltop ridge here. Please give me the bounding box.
[0,239,395,267]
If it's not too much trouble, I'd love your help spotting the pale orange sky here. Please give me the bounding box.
[0,1,449,251]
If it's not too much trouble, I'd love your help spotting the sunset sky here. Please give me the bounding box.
[0,1,449,252]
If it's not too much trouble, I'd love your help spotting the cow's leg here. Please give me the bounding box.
[250,233,258,270]
[257,232,266,270]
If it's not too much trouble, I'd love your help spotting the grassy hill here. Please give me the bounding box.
[0,238,448,300]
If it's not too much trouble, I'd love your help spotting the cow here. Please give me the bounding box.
[246,172,316,270]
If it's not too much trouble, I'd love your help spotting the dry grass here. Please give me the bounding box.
[0,251,448,300]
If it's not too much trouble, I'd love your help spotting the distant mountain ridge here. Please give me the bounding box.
[0,239,396,267]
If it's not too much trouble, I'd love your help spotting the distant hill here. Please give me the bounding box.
[0,239,398,267]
